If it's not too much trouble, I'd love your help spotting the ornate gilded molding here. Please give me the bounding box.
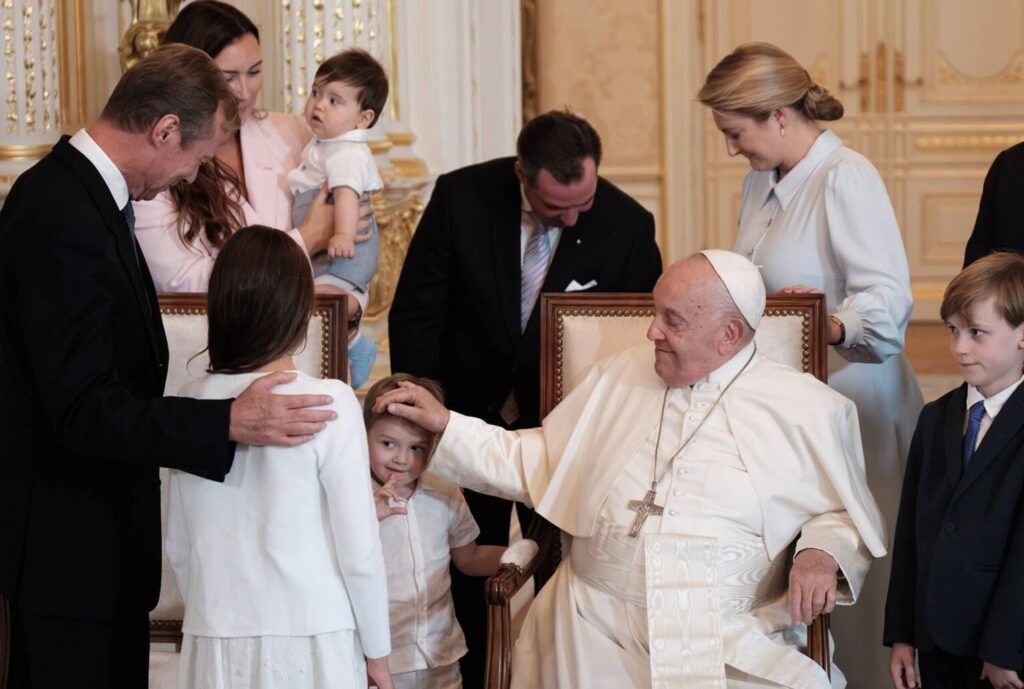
[119,0,183,72]
[364,186,426,321]
[936,52,1024,86]
[0,143,51,160]
[914,134,1024,151]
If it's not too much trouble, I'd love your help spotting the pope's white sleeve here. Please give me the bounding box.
[430,412,545,506]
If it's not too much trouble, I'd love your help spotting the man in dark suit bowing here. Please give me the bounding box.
[0,45,337,689]
[389,109,662,685]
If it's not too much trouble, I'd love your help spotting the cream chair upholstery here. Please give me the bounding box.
[151,293,347,646]
[485,292,830,689]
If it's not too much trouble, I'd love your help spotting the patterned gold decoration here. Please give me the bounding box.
[22,3,34,131]
[936,52,1024,85]
[364,186,425,321]
[4,1,15,132]
[118,0,183,72]
[914,134,1024,151]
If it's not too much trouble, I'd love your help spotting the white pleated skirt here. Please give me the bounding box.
[178,630,366,689]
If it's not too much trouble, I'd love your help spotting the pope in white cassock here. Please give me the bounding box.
[375,250,887,689]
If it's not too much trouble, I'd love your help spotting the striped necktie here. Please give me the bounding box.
[520,220,551,332]
[963,400,986,468]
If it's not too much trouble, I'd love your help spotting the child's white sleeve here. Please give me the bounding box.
[448,484,481,550]
[318,383,392,659]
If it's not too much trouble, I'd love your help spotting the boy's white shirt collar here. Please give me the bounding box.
[69,128,130,209]
[315,128,370,144]
[966,373,1024,419]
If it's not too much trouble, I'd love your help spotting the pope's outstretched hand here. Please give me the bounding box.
[372,380,450,434]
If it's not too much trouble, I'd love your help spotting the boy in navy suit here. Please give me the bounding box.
[885,251,1024,689]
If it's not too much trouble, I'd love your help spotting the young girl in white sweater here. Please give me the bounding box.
[165,225,393,689]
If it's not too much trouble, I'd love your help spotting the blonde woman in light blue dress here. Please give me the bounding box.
[700,42,924,689]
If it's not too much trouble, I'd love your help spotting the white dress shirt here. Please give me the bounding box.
[165,371,391,658]
[69,128,129,209]
[965,374,1024,449]
[377,473,480,674]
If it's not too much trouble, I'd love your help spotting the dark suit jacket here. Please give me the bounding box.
[389,156,662,428]
[0,137,235,620]
[964,142,1024,266]
[884,383,1024,670]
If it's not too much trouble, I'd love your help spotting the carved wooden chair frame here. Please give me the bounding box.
[484,292,831,689]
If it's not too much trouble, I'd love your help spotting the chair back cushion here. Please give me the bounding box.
[540,292,827,415]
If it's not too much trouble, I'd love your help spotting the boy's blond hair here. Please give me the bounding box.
[941,252,1024,327]
[363,374,446,460]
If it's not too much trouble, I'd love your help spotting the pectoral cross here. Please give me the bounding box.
[627,489,664,537]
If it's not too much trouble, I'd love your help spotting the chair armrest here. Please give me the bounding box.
[485,562,533,606]
[808,613,831,678]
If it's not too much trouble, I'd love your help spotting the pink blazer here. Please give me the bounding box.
[134,111,312,293]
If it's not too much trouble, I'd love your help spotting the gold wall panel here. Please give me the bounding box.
[534,0,661,170]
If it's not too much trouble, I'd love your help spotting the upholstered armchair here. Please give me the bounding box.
[484,292,832,689]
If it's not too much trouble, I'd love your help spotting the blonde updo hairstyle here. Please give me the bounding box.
[698,42,844,123]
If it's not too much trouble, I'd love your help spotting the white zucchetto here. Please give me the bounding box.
[698,249,766,329]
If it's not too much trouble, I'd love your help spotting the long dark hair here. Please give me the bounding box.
[207,226,314,373]
[163,0,258,252]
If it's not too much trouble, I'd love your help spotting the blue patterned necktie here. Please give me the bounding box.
[963,400,986,468]
[520,219,551,332]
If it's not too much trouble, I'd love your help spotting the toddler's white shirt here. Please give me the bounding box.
[377,473,480,673]
[287,127,383,196]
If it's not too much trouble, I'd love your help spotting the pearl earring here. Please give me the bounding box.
[780,126,786,138]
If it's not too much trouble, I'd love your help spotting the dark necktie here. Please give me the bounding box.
[121,202,140,267]
[963,400,986,468]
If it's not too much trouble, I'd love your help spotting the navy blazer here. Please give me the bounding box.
[388,156,662,429]
[0,137,235,619]
[884,383,1024,669]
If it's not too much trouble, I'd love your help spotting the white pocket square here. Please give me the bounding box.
[565,279,598,292]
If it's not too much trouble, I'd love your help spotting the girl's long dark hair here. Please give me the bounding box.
[163,0,258,251]
[207,226,314,373]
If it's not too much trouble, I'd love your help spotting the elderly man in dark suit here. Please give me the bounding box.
[0,45,336,689]
[389,109,662,686]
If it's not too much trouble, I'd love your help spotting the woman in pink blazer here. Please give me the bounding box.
[134,1,335,293]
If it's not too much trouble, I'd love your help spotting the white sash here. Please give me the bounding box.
[644,534,833,689]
